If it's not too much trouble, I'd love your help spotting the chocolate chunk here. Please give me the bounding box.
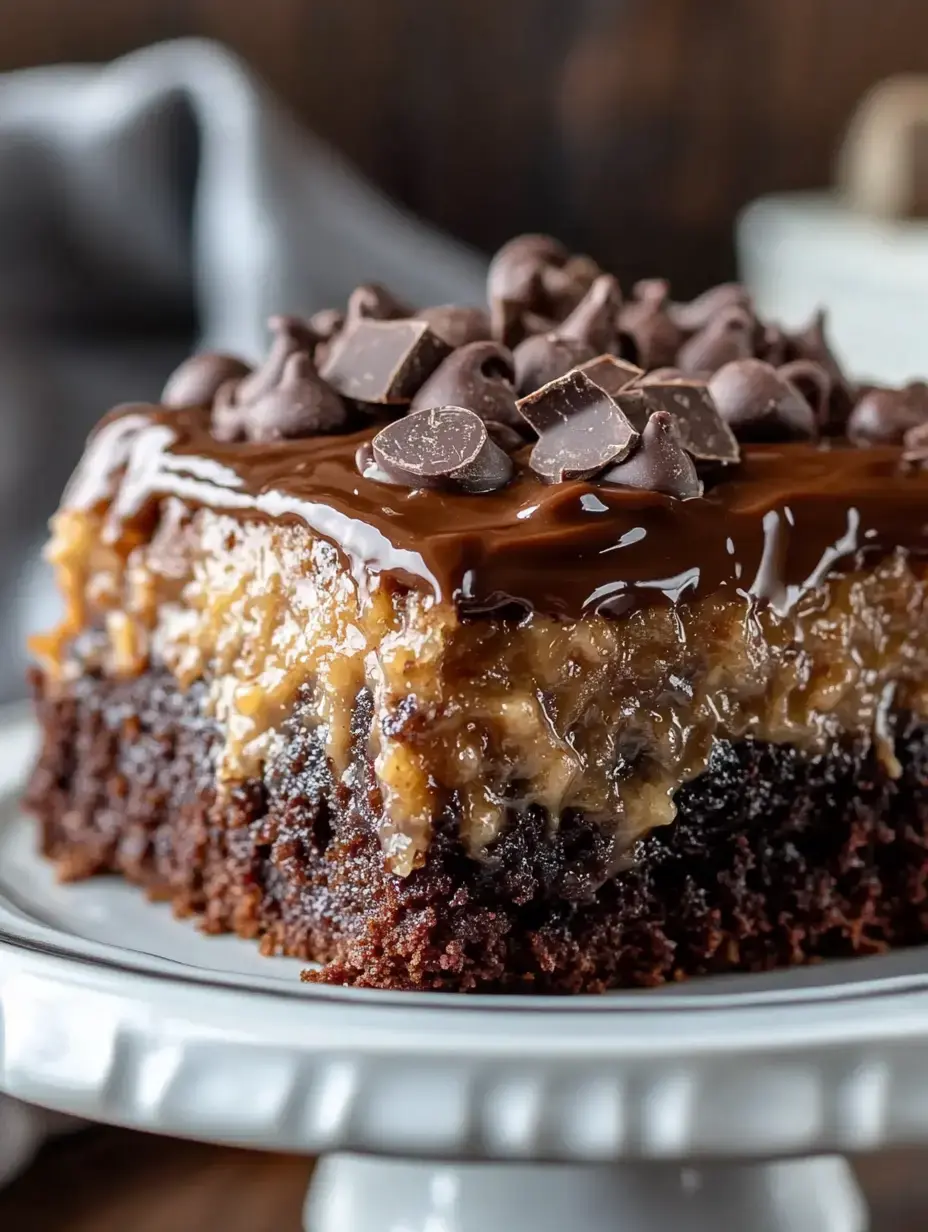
[669,283,752,333]
[637,366,687,385]
[578,354,645,398]
[409,341,523,430]
[638,379,740,463]
[371,406,513,493]
[161,352,252,408]
[847,382,928,446]
[237,315,318,406]
[321,319,452,405]
[556,274,622,353]
[417,305,492,349]
[707,359,817,442]
[619,280,684,370]
[601,411,703,499]
[517,370,639,483]
[676,306,755,376]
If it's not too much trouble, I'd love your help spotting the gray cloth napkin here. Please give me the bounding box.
[0,36,486,1188]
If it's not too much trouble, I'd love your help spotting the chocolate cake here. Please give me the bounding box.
[25,234,928,992]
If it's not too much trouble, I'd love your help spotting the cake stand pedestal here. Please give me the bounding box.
[0,711,923,1232]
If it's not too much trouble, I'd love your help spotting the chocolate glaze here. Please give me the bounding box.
[66,405,928,621]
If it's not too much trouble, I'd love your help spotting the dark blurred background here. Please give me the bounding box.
[4,0,928,293]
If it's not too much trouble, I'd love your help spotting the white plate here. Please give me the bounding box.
[3,705,925,1230]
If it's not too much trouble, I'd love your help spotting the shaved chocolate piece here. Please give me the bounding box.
[237,315,318,406]
[417,305,492,349]
[602,410,703,499]
[847,382,928,446]
[619,280,684,370]
[578,354,645,398]
[241,354,347,441]
[321,319,452,405]
[517,370,639,483]
[708,359,817,442]
[371,406,513,493]
[409,341,523,430]
[512,333,598,396]
[639,380,740,464]
[677,307,754,375]
[161,352,253,409]
[669,283,752,333]
[557,275,622,353]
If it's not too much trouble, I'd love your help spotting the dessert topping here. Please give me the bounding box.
[213,351,347,442]
[487,233,599,345]
[370,406,513,493]
[517,370,640,483]
[161,352,252,409]
[512,274,622,394]
[416,305,492,349]
[707,358,818,441]
[668,282,753,333]
[320,318,451,404]
[408,340,523,434]
[634,378,740,463]
[602,410,703,498]
[847,382,928,446]
[618,279,684,370]
[577,354,645,397]
[677,306,756,376]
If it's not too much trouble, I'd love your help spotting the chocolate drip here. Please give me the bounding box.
[68,405,928,623]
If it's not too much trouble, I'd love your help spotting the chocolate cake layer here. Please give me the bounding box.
[27,664,928,992]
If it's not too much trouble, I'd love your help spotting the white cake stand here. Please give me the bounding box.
[5,712,928,1231]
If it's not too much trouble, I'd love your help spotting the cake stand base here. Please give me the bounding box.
[305,1153,867,1232]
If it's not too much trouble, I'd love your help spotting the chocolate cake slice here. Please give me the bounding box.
[25,235,928,992]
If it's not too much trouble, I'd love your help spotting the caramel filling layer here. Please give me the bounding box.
[35,503,928,877]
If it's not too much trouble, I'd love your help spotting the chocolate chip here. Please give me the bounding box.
[556,274,622,353]
[777,360,832,428]
[355,440,398,484]
[512,333,598,397]
[637,379,740,464]
[758,323,790,367]
[408,340,523,430]
[345,283,410,324]
[517,370,639,483]
[707,359,817,442]
[487,234,569,343]
[668,283,752,333]
[619,280,684,370]
[541,252,602,318]
[416,305,492,349]
[785,309,854,430]
[847,382,928,446]
[601,411,703,499]
[308,307,344,340]
[321,319,452,405]
[676,306,755,376]
[161,352,252,408]
[371,406,513,493]
[237,315,318,406]
[213,354,347,442]
[578,354,645,398]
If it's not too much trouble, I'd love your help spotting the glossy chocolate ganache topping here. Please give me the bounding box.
[68,234,928,620]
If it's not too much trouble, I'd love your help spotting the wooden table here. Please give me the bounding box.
[1,1129,928,1230]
